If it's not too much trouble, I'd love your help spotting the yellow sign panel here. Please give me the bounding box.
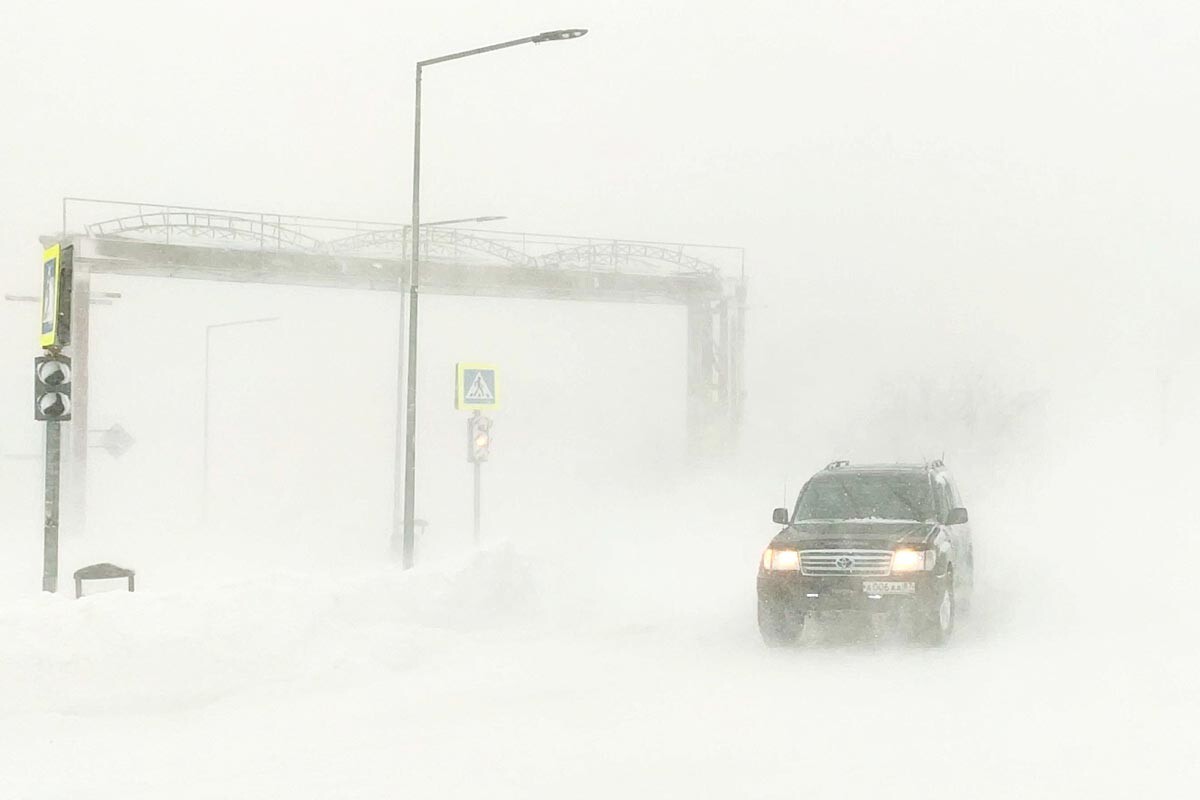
[455,363,499,410]
[39,244,61,348]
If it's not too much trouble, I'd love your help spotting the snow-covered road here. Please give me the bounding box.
[1,532,1192,800]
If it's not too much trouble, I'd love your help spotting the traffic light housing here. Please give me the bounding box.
[34,354,72,421]
[467,413,492,463]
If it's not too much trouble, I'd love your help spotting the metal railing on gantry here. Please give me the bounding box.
[64,197,744,280]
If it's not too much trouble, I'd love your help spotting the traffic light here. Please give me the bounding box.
[34,354,72,421]
[467,413,493,463]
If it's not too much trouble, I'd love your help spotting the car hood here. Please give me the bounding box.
[771,520,937,549]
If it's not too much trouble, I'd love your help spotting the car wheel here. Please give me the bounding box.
[758,598,804,647]
[916,574,955,646]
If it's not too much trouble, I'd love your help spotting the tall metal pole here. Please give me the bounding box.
[394,28,588,569]
[398,65,423,569]
[202,325,212,521]
[66,260,90,539]
[389,230,408,558]
[43,419,62,592]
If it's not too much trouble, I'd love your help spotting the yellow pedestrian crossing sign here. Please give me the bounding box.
[40,243,73,349]
[455,363,498,410]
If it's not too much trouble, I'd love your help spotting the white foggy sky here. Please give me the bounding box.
[1,11,1198,794]
[2,0,1197,481]
[4,1,1196,249]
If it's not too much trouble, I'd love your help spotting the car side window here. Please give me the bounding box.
[932,474,950,521]
[944,476,962,510]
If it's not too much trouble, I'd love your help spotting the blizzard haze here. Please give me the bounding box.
[1,1,1198,798]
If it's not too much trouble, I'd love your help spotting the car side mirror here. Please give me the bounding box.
[772,508,790,525]
[947,507,968,525]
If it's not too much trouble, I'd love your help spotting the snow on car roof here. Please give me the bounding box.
[827,462,942,473]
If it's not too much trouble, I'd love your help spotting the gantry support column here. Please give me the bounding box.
[729,281,747,435]
[686,285,747,456]
[686,298,718,455]
[65,250,90,538]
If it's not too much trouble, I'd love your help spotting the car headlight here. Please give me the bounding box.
[892,549,936,572]
[762,548,801,571]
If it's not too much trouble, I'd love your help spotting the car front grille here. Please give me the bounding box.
[800,549,893,577]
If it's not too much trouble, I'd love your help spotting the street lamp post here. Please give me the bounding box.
[394,28,587,567]
[202,316,279,522]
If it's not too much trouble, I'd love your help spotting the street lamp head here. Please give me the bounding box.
[534,29,588,43]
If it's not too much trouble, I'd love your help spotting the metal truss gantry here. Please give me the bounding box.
[48,198,747,531]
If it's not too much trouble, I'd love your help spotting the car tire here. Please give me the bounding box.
[758,598,804,647]
[915,573,955,646]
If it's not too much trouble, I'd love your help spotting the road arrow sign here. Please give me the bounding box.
[90,424,135,458]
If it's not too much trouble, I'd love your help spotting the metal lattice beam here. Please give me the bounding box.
[327,226,538,267]
[536,241,719,275]
[81,207,732,278]
[86,211,328,253]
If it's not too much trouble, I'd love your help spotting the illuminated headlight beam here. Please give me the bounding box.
[892,549,936,572]
[762,548,801,571]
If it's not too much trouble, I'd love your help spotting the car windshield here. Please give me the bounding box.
[793,472,935,522]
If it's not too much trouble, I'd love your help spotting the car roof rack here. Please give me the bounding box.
[824,460,850,470]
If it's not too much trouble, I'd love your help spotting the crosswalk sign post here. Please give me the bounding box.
[456,364,498,544]
[37,243,74,593]
[466,411,493,544]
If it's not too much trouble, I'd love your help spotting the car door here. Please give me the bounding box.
[943,474,973,596]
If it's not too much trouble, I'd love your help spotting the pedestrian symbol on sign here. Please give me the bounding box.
[465,371,494,402]
[455,363,499,410]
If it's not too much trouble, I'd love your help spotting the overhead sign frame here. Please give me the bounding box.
[455,363,499,410]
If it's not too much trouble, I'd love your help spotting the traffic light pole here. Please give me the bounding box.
[43,419,62,593]
[473,459,481,545]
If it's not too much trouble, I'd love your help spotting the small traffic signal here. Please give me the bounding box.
[467,413,493,463]
[34,354,72,421]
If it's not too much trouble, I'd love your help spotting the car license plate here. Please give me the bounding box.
[862,581,915,595]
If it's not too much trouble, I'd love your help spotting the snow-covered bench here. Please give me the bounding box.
[73,563,135,598]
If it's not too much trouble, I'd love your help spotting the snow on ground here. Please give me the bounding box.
[1,465,1195,800]
[1,338,1195,799]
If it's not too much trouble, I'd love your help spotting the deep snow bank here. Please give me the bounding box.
[0,544,538,716]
